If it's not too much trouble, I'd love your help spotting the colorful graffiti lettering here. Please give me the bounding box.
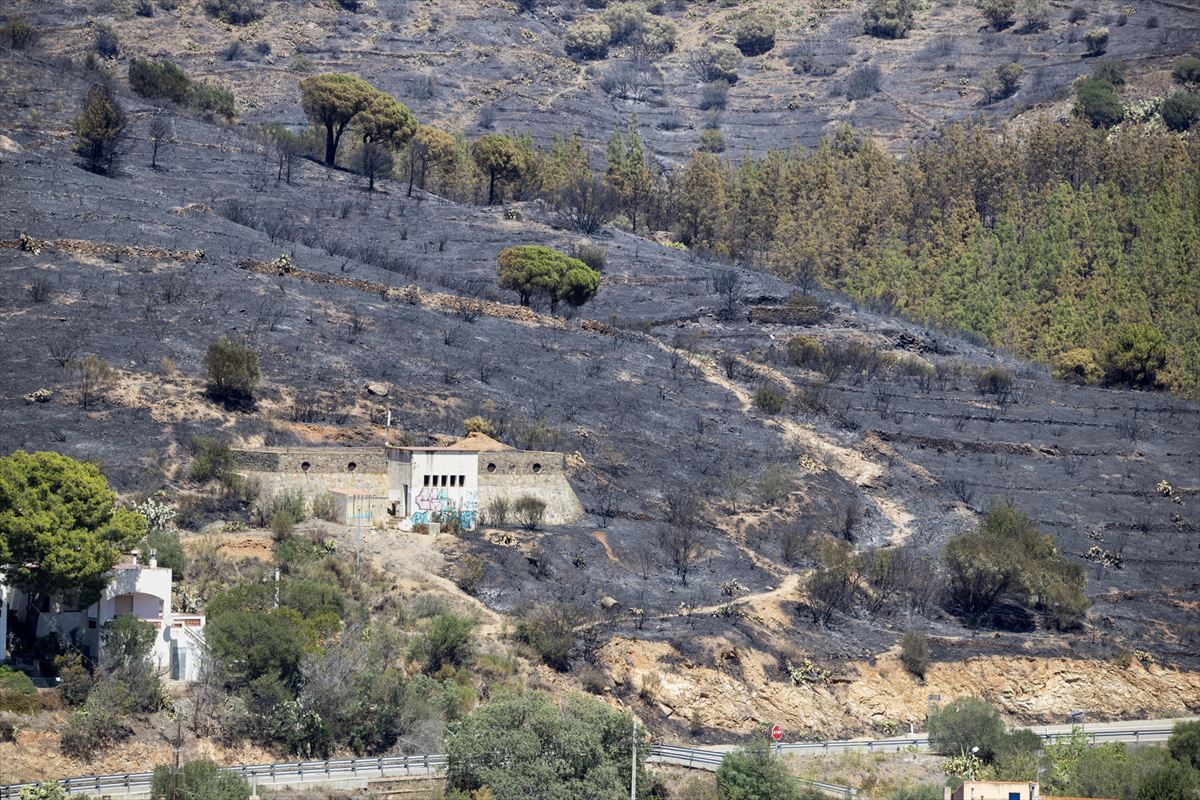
[411,489,478,530]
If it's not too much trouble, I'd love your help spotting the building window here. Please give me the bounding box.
[424,475,431,487]
[442,475,448,487]
[532,463,542,474]
[460,474,466,486]
[301,461,311,472]
[347,461,357,472]
[486,462,496,473]
[450,475,457,487]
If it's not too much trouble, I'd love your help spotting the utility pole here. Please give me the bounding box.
[273,567,280,609]
[630,719,638,800]
[169,710,183,800]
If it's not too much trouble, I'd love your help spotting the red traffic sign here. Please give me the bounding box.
[770,724,783,741]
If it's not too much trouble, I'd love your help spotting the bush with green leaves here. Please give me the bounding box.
[204,0,263,24]
[1168,720,1200,769]
[446,692,645,799]
[900,630,929,679]
[928,696,1005,760]
[1101,322,1166,387]
[18,782,66,800]
[692,42,741,83]
[889,787,942,800]
[206,609,308,688]
[94,22,119,57]
[1075,77,1124,127]
[977,0,1016,28]
[575,243,606,271]
[190,435,233,482]
[975,365,1013,397]
[1083,27,1109,56]
[984,62,1024,102]
[151,760,250,800]
[4,17,38,50]
[514,604,578,670]
[413,613,474,673]
[943,502,1087,629]
[129,58,191,104]
[1162,92,1200,132]
[1092,58,1127,85]
[0,665,38,713]
[753,384,786,414]
[734,14,776,56]
[1174,56,1200,85]
[1053,347,1103,385]
[565,19,612,60]
[863,0,915,38]
[717,742,809,800]
[1135,761,1198,800]
[60,679,132,758]
[204,337,260,405]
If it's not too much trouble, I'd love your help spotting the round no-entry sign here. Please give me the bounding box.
[770,724,783,741]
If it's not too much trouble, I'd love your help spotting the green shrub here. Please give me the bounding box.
[753,384,786,414]
[1162,92,1200,132]
[977,0,1016,28]
[900,631,929,679]
[204,337,260,404]
[190,435,232,482]
[129,58,191,104]
[1075,78,1124,127]
[889,786,942,800]
[565,19,611,60]
[151,760,250,800]
[17,782,65,800]
[55,656,94,707]
[206,610,307,688]
[757,464,793,505]
[270,510,296,539]
[1101,323,1166,387]
[576,243,606,272]
[929,696,1005,760]
[60,680,131,758]
[1053,347,1103,385]
[513,495,547,530]
[975,365,1013,397]
[984,62,1024,102]
[311,491,337,522]
[787,335,825,369]
[696,42,741,83]
[94,22,119,57]
[192,82,236,119]
[601,3,647,44]
[414,613,475,673]
[943,502,1088,629]
[734,14,776,56]
[1168,720,1200,769]
[698,128,725,153]
[717,743,805,799]
[1083,27,1109,56]
[514,604,578,671]
[1134,761,1198,800]
[1173,56,1200,84]
[4,17,38,50]
[863,0,915,38]
[204,0,264,24]
[1092,58,1127,85]
[144,528,187,577]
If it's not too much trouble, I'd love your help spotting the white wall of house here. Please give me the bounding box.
[0,578,9,663]
[8,556,205,680]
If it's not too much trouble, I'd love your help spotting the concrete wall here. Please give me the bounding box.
[948,781,1039,800]
[232,447,388,510]
[477,451,583,525]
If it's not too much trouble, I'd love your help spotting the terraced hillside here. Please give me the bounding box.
[2,27,1199,750]
[7,0,1199,163]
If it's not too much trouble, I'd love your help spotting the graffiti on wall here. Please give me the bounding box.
[411,487,478,530]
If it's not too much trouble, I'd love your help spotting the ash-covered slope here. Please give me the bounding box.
[0,42,1197,738]
[8,0,1200,163]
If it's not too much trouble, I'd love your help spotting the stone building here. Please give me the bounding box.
[232,433,583,531]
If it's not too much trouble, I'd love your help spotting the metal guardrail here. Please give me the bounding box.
[0,728,1177,800]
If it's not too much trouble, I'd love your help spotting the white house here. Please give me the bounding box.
[4,552,206,681]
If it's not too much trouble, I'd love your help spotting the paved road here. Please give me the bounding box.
[696,716,1198,755]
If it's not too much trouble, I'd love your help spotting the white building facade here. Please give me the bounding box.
[2,554,205,681]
